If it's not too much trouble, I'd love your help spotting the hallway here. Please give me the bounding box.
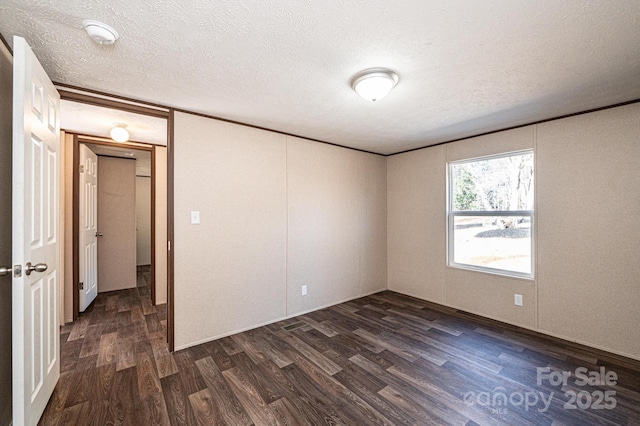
[40,267,170,424]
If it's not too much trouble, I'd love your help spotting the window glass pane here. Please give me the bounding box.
[452,153,534,211]
[453,215,531,274]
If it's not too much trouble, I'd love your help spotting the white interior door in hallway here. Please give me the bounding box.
[12,36,60,426]
[79,144,98,311]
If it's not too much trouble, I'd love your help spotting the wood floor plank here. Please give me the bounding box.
[140,391,171,426]
[63,365,94,408]
[136,350,162,399]
[206,341,237,370]
[251,334,293,368]
[269,396,312,426]
[117,336,136,371]
[173,350,208,396]
[58,401,91,424]
[78,323,104,358]
[66,317,89,341]
[272,330,342,375]
[96,331,119,367]
[231,331,270,365]
[223,366,280,425]
[378,385,450,426]
[232,352,284,403]
[195,356,252,425]
[38,371,73,425]
[188,388,223,426]
[161,373,198,426]
[111,366,142,426]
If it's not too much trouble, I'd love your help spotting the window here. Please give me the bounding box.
[448,150,534,278]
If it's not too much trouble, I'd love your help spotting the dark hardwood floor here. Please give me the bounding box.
[41,274,640,425]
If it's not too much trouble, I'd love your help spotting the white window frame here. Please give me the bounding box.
[447,150,535,280]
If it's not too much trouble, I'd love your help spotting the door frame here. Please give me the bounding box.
[72,136,156,318]
[59,86,175,351]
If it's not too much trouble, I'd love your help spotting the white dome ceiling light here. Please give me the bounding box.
[351,68,399,102]
[110,123,129,142]
[83,20,119,45]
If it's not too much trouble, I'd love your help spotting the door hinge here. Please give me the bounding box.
[79,282,84,290]
[79,164,84,173]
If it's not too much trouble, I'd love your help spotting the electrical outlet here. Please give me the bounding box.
[301,285,307,296]
[514,294,523,306]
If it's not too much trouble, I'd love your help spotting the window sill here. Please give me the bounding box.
[447,262,535,281]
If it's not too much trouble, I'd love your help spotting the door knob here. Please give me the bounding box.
[25,262,48,276]
[96,232,103,237]
[0,266,11,277]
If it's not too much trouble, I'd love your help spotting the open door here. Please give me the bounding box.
[79,144,98,311]
[12,36,60,426]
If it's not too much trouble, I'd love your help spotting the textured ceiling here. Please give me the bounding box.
[2,1,639,154]
[61,100,167,145]
[85,143,152,177]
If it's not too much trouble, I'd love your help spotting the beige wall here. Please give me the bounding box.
[387,145,447,304]
[387,105,640,359]
[536,104,640,359]
[154,146,168,305]
[174,112,288,349]
[173,112,387,350]
[0,39,12,426]
[97,156,137,292]
[135,176,152,266]
[286,137,387,316]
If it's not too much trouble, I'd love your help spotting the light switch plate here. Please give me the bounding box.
[302,285,307,296]
[190,211,200,225]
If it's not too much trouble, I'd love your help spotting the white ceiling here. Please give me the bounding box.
[61,100,167,145]
[84,143,152,177]
[2,1,639,155]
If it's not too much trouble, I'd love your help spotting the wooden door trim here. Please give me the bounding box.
[62,88,174,351]
[56,85,170,119]
[75,135,153,150]
[72,135,79,320]
[151,146,156,305]
[167,109,175,351]
[72,137,160,319]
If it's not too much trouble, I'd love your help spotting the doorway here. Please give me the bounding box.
[57,87,174,352]
[70,136,168,348]
[76,140,154,309]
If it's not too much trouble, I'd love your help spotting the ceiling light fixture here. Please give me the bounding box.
[110,123,129,142]
[351,68,399,102]
[83,20,119,45]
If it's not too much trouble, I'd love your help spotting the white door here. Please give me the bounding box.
[79,144,98,311]
[12,36,60,426]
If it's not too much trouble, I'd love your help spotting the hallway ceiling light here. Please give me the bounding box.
[110,123,129,142]
[351,68,399,102]
[83,20,119,45]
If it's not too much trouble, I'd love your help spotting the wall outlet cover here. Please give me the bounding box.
[514,294,523,306]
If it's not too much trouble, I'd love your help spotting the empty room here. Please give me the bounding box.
[1,1,639,425]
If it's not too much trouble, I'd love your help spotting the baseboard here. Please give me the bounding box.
[387,289,640,363]
[175,315,289,351]
[285,287,386,318]
[175,287,386,351]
